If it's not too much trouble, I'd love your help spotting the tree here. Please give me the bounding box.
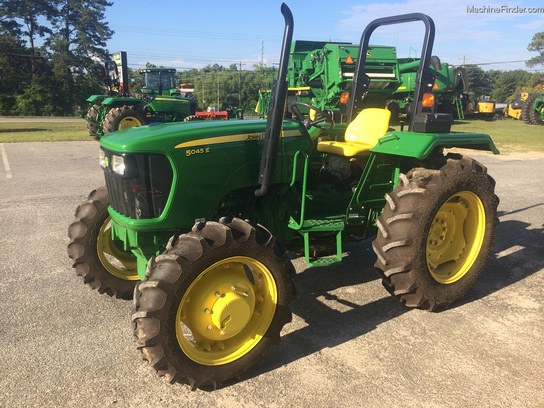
[47,0,113,114]
[0,34,33,114]
[464,65,493,101]
[4,0,55,56]
[490,70,533,102]
[0,2,22,37]
[527,32,544,67]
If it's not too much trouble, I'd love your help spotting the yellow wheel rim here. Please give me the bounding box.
[426,191,486,284]
[118,116,142,130]
[97,216,139,280]
[176,256,277,366]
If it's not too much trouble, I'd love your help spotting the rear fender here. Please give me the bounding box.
[370,131,499,160]
[101,96,142,108]
[87,94,109,104]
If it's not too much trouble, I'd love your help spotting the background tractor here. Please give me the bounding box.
[84,51,197,140]
[69,4,499,390]
[255,40,468,125]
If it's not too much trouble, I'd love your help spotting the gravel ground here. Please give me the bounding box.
[0,141,542,408]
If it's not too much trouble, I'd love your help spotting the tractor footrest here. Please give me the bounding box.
[298,218,345,232]
[293,219,345,267]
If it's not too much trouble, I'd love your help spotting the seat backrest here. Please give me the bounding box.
[344,108,391,146]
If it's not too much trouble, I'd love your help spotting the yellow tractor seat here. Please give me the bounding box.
[317,108,391,156]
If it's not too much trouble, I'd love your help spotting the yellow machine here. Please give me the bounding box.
[477,101,495,114]
[504,93,529,120]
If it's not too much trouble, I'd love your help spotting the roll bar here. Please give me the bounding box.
[347,13,436,130]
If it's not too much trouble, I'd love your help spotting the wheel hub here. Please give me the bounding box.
[210,289,252,336]
[427,202,467,266]
[176,256,278,366]
[119,117,142,130]
[426,192,485,284]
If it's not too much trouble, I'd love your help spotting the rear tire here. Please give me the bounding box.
[68,187,139,299]
[85,105,100,140]
[522,94,541,125]
[373,154,499,311]
[132,218,296,390]
[103,105,146,134]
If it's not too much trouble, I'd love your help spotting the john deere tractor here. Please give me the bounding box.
[255,39,468,125]
[84,51,197,140]
[68,4,499,390]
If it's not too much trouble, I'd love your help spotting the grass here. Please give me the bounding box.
[0,120,89,142]
[451,116,544,154]
[0,116,542,153]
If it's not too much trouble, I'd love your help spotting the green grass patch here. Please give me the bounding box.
[0,121,89,142]
[0,117,542,153]
[451,117,544,154]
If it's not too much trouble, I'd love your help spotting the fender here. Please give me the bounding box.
[101,96,142,107]
[370,130,499,159]
[86,94,109,104]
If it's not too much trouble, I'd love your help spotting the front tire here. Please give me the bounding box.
[132,217,296,390]
[67,187,140,299]
[103,105,146,134]
[373,154,499,311]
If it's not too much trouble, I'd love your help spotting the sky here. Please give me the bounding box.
[105,0,544,73]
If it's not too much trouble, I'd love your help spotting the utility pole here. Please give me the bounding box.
[201,75,205,108]
[238,61,246,108]
[261,39,264,66]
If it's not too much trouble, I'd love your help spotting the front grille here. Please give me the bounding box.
[102,149,173,219]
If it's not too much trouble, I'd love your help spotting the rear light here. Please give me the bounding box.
[340,92,350,105]
[422,93,435,108]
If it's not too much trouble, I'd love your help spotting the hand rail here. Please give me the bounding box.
[288,150,309,230]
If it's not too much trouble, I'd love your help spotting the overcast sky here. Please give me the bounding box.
[105,0,544,72]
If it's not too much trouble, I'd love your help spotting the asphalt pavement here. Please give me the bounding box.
[0,141,542,407]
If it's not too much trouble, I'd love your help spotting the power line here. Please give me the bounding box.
[473,59,529,66]
[113,24,281,42]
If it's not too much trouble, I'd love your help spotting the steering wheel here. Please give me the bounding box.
[289,101,335,129]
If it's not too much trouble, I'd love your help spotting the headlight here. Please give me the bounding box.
[99,149,108,169]
[111,155,125,175]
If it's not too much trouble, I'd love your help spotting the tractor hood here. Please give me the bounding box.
[100,119,305,156]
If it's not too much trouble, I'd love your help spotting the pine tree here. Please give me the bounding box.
[527,32,544,68]
[47,0,113,114]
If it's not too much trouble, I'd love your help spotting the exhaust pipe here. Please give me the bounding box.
[255,3,294,197]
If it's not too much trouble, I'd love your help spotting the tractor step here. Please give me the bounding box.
[289,218,345,266]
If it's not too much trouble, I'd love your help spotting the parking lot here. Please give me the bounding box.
[0,141,543,407]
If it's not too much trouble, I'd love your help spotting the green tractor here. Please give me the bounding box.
[393,57,469,119]
[521,89,544,125]
[68,4,499,390]
[84,51,197,140]
[256,39,469,125]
